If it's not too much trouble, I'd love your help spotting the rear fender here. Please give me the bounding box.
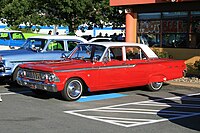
[149,75,167,83]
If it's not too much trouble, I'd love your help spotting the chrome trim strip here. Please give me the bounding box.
[54,64,136,73]
[10,60,45,63]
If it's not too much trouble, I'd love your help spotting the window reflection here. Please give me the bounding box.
[138,11,200,49]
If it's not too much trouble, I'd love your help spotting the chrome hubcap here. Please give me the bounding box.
[151,82,162,90]
[67,80,82,99]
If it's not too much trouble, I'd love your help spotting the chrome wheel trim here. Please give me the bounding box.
[67,80,82,100]
[150,82,163,90]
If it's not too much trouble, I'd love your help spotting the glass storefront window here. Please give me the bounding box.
[162,34,188,48]
[189,33,200,48]
[138,34,160,47]
[191,20,200,33]
[138,21,160,33]
[138,11,200,49]
[162,12,188,18]
[191,11,200,16]
[138,13,161,20]
[162,20,188,33]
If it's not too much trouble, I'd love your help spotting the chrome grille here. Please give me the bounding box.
[25,70,44,81]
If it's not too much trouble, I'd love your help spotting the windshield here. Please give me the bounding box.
[69,44,106,61]
[21,38,48,51]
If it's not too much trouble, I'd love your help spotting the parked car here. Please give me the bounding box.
[0,35,88,81]
[0,30,26,50]
[17,42,186,101]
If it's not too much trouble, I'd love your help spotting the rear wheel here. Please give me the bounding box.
[147,82,163,91]
[61,78,84,101]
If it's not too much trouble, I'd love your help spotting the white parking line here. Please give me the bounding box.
[64,93,200,128]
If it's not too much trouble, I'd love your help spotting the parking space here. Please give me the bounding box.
[64,93,200,128]
[0,84,200,133]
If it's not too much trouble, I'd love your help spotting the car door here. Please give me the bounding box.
[125,46,151,86]
[10,32,25,47]
[97,46,129,90]
[0,32,10,46]
[40,40,66,60]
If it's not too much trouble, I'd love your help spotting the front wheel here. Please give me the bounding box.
[147,82,163,91]
[61,78,84,101]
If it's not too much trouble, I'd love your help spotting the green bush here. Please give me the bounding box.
[194,60,200,71]
[153,49,171,58]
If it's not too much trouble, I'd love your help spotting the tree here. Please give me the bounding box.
[88,0,125,28]
[1,0,33,28]
[0,0,125,32]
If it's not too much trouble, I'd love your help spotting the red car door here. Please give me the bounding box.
[125,46,152,86]
[125,59,150,86]
[96,60,129,90]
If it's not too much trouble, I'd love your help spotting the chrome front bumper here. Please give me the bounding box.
[16,77,58,92]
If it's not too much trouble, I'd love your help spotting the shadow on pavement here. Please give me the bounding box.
[137,92,200,131]
[3,80,155,102]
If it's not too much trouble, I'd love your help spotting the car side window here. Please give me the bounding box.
[47,40,64,51]
[104,47,122,61]
[125,46,147,60]
[11,33,24,40]
[0,33,9,40]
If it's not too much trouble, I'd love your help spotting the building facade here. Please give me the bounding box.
[110,0,200,63]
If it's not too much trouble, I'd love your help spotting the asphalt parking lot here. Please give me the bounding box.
[0,82,200,133]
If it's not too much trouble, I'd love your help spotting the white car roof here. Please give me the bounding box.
[88,37,112,43]
[28,35,88,43]
[0,29,22,33]
[82,42,158,58]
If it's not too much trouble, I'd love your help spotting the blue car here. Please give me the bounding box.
[0,35,88,81]
[0,30,26,49]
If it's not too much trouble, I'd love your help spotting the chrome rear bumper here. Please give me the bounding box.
[16,77,58,92]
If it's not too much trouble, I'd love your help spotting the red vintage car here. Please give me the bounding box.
[16,42,186,101]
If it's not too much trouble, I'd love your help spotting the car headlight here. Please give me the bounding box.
[41,73,48,80]
[48,74,60,82]
[17,69,26,77]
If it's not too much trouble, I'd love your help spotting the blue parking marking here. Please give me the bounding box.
[77,93,127,102]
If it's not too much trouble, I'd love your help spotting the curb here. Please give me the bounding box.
[166,81,200,88]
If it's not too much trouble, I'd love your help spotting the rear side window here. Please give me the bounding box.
[125,46,147,60]
[11,32,25,40]
[47,40,64,51]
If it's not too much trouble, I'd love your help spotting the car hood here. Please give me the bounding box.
[0,49,34,56]
[19,59,93,72]
[0,49,34,59]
